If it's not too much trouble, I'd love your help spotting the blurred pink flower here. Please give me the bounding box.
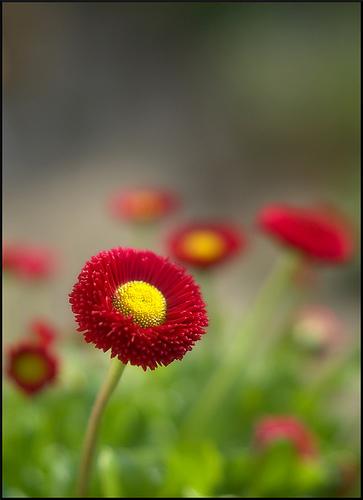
[292,305,345,354]
[3,243,57,280]
[254,415,317,458]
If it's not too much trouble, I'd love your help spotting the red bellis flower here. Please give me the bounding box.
[3,243,57,280]
[69,248,208,370]
[6,341,59,395]
[254,416,317,459]
[108,188,179,223]
[168,222,244,269]
[258,204,354,263]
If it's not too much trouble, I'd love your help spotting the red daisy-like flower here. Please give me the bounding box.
[69,247,208,370]
[108,188,179,223]
[3,243,57,280]
[257,204,354,263]
[254,416,317,458]
[167,222,244,269]
[292,305,344,354]
[29,319,58,347]
[6,341,59,395]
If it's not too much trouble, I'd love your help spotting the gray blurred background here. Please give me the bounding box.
[3,2,361,337]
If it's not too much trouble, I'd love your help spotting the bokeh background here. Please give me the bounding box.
[3,2,361,498]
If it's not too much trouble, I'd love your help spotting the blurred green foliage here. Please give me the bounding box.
[3,313,360,497]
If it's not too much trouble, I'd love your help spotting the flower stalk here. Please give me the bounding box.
[76,358,126,497]
[182,253,300,439]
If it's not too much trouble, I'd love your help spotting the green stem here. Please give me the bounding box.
[131,224,156,250]
[182,254,300,439]
[76,358,126,497]
[300,346,358,412]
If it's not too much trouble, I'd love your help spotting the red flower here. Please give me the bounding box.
[167,222,244,269]
[254,416,317,458]
[292,305,344,354]
[257,204,354,263]
[3,243,57,280]
[6,341,59,395]
[29,319,58,347]
[69,247,208,370]
[108,188,179,223]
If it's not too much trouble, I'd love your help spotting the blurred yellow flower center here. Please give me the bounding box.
[182,230,226,261]
[113,280,166,327]
[14,354,48,383]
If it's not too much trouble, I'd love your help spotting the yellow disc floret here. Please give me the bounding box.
[182,230,226,261]
[113,280,167,328]
[14,354,48,383]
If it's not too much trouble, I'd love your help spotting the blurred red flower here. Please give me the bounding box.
[6,341,59,395]
[69,247,208,370]
[257,204,354,263]
[3,243,57,280]
[254,416,317,458]
[167,222,244,269]
[29,319,58,347]
[108,188,179,223]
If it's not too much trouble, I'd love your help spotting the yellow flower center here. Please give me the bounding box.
[14,353,48,384]
[181,230,226,261]
[113,280,167,328]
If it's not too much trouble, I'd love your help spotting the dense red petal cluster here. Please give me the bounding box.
[108,188,179,223]
[254,416,317,458]
[69,247,208,370]
[29,319,58,347]
[257,204,354,263]
[168,222,244,269]
[3,243,57,280]
[6,341,59,395]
